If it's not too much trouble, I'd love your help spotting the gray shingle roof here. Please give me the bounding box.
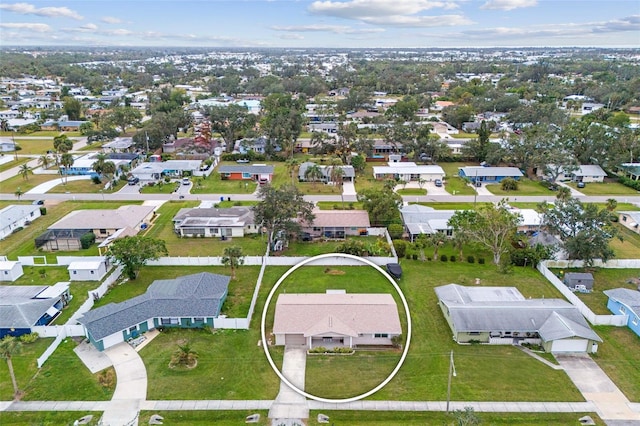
[78,273,230,341]
[0,286,58,329]
[603,288,640,317]
[1,204,40,230]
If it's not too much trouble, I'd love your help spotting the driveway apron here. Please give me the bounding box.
[269,347,308,423]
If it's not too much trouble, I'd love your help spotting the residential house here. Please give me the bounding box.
[68,260,108,281]
[603,288,640,338]
[41,119,90,131]
[563,272,594,292]
[301,210,370,239]
[618,211,640,235]
[373,162,445,182]
[0,204,42,240]
[298,162,355,183]
[78,272,229,351]
[35,205,155,251]
[459,166,523,184]
[130,160,203,184]
[570,165,607,183]
[272,291,401,349]
[0,261,24,282]
[235,136,269,155]
[0,137,16,152]
[59,153,134,177]
[218,164,274,183]
[0,283,70,338]
[172,207,258,238]
[102,137,134,152]
[619,163,640,181]
[435,284,602,353]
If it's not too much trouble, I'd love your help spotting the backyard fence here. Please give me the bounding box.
[538,260,629,327]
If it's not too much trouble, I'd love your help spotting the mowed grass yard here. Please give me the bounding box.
[138,411,269,426]
[0,337,115,401]
[568,181,640,195]
[440,161,477,196]
[0,412,102,426]
[93,265,261,318]
[14,138,54,155]
[141,201,269,256]
[0,156,30,173]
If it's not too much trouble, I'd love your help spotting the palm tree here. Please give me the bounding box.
[451,231,468,262]
[92,153,107,176]
[428,232,448,261]
[285,157,300,185]
[60,153,74,184]
[170,341,198,368]
[304,164,323,188]
[605,198,618,212]
[556,186,571,201]
[101,161,117,189]
[221,246,245,280]
[19,164,32,180]
[14,187,23,200]
[38,154,51,170]
[0,336,23,399]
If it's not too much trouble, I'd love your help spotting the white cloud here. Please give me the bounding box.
[101,16,122,24]
[0,2,83,20]
[592,15,640,33]
[363,14,472,27]
[272,24,384,34]
[0,22,51,32]
[105,28,134,36]
[480,0,537,11]
[279,33,305,40]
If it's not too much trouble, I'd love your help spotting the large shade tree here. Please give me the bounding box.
[448,200,521,266]
[252,184,315,247]
[204,104,257,153]
[107,236,168,279]
[357,188,402,227]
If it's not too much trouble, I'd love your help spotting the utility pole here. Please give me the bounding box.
[446,350,457,413]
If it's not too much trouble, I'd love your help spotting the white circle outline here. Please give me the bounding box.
[260,252,412,403]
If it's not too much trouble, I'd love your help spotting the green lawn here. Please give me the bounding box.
[21,339,115,401]
[0,411,102,426]
[592,326,640,401]
[11,266,71,286]
[0,338,53,400]
[568,181,640,195]
[1,201,137,260]
[450,132,479,139]
[307,411,604,425]
[47,178,126,194]
[486,179,552,196]
[439,162,477,195]
[52,281,98,325]
[14,138,54,155]
[191,167,258,194]
[0,156,30,173]
[417,202,491,210]
[140,328,280,400]
[140,180,181,194]
[354,162,386,193]
[93,265,260,318]
[138,411,269,426]
[1,173,57,194]
[140,201,269,256]
[397,188,427,196]
[610,223,640,258]
[316,201,364,210]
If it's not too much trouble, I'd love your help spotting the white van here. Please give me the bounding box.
[182,177,190,185]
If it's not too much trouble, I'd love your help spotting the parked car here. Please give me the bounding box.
[577,181,586,188]
[127,177,139,185]
[434,179,443,187]
[32,200,44,205]
[475,180,482,187]
[182,177,191,185]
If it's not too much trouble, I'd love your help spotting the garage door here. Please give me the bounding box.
[551,339,588,353]
[284,334,306,346]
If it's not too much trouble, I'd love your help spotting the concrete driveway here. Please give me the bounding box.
[25,175,90,194]
[269,347,308,421]
[555,353,640,422]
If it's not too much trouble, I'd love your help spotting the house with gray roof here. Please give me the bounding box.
[0,283,70,339]
[603,288,640,338]
[273,291,401,349]
[1,204,42,240]
[459,166,523,184]
[79,272,230,351]
[172,206,258,238]
[400,204,454,242]
[298,162,355,183]
[435,284,601,353]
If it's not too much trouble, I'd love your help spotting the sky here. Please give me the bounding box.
[0,0,639,49]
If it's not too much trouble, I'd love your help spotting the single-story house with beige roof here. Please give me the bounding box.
[273,291,402,349]
[301,209,370,239]
[35,205,155,251]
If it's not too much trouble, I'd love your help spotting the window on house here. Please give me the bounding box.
[242,172,252,179]
[468,332,480,335]
[73,270,77,274]
[129,326,137,333]
[160,318,178,325]
[99,229,107,234]
[3,271,7,275]
[90,270,94,274]
[193,317,204,322]
[374,333,388,338]
[620,306,626,314]
[632,317,638,326]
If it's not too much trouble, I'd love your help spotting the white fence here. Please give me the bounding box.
[545,259,640,269]
[538,261,628,327]
[148,253,397,267]
[16,255,107,266]
[214,317,250,329]
[35,265,124,368]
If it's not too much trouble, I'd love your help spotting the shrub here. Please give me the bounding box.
[38,268,46,278]
[80,232,96,249]
[388,224,404,239]
[440,254,448,262]
[405,254,411,260]
[467,255,475,263]
[11,226,23,234]
[91,176,101,184]
[19,332,39,343]
[39,207,46,215]
[412,254,418,260]
[500,177,518,191]
[393,240,407,258]
[478,258,485,264]
[449,255,456,262]
[309,346,328,354]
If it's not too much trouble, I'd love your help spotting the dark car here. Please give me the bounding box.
[475,180,482,187]
[299,232,312,242]
[434,179,443,187]
[577,182,586,188]
[32,200,44,205]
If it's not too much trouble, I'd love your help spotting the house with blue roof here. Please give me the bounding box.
[78,272,230,351]
[603,288,640,337]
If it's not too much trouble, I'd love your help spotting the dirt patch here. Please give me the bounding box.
[324,268,345,275]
